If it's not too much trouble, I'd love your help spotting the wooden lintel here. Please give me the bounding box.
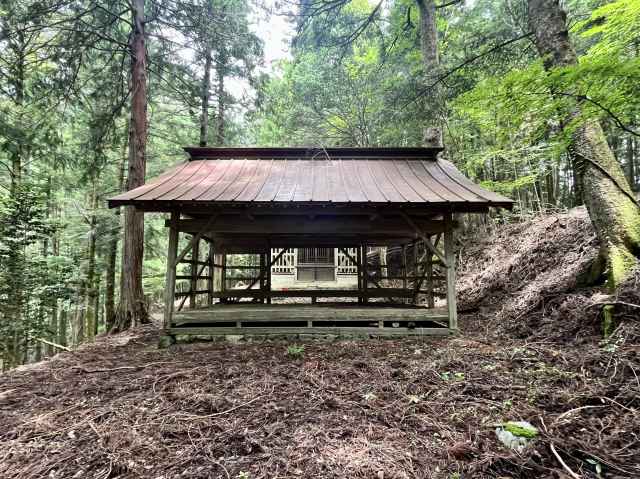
[168,215,445,236]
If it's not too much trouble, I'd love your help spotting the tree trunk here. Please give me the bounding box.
[200,45,212,145]
[58,308,68,347]
[215,58,225,146]
[49,205,60,354]
[71,287,84,347]
[105,127,127,331]
[415,0,442,148]
[94,275,101,336]
[627,136,636,190]
[85,179,98,341]
[528,0,640,288]
[114,0,149,331]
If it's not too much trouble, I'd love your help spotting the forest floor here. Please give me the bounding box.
[1,208,639,479]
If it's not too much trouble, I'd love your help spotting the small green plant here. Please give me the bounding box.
[441,371,466,381]
[237,472,250,479]
[286,344,305,358]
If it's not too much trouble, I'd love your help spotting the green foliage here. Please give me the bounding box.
[286,344,305,359]
[0,184,62,368]
[502,421,538,438]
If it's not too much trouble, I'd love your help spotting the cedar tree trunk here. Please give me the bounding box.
[200,48,212,146]
[215,57,225,145]
[114,0,149,330]
[528,0,640,288]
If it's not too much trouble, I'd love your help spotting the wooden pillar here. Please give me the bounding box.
[189,237,200,309]
[425,235,435,308]
[259,250,266,304]
[163,212,179,331]
[444,212,458,331]
[266,243,272,304]
[356,245,363,304]
[207,242,214,307]
[412,241,419,305]
[362,244,369,304]
[402,244,408,305]
[221,253,227,303]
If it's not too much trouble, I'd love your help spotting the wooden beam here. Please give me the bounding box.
[173,215,217,268]
[211,288,417,299]
[170,215,445,236]
[177,253,211,311]
[169,326,451,337]
[400,212,448,267]
[163,212,180,331]
[444,212,458,331]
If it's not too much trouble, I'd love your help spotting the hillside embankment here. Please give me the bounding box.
[1,208,638,479]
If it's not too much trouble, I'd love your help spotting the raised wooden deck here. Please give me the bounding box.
[169,303,450,337]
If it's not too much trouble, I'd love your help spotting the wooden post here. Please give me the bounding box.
[163,212,179,331]
[356,245,363,304]
[412,240,418,305]
[444,212,458,331]
[207,242,214,307]
[221,253,227,303]
[362,244,369,304]
[425,235,435,308]
[259,250,266,304]
[189,237,199,309]
[266,242,272,304]
[402,244,408,305]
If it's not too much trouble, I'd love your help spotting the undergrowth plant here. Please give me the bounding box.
[286,344,305,359]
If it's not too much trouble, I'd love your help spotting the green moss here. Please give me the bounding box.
[602,304,615,338]
[608,243,638,290]
[158,334,175,349]
[618,200,640,245]
[503,421,538,438]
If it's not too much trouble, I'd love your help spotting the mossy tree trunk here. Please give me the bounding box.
[528,0,640,288]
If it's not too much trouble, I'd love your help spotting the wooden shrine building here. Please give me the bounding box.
[108,147,513,339]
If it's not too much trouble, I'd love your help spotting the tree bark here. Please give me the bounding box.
[114,0,149,331]
[415,0,442,148]
[528,0,640,288]
[627,136,636,190]
[58,308,68,347]
[215,57,226,146]
[105,125,128,331]
[200,49,212,146]
[84,179,98,341]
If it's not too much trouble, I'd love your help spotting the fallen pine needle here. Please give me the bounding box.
[176,395,264,420]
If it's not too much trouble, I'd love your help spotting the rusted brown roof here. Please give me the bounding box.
[107,147,513,210]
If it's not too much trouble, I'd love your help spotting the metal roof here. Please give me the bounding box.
[107,147,513,210]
